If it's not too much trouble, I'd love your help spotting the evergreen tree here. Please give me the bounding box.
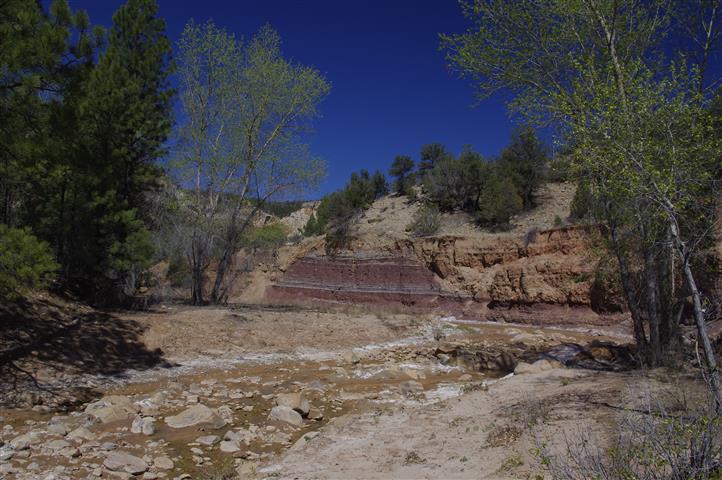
[498,127,548,209]
[78,0,174,297]
[371,170,389,199]
[389,155,415,195]
[418,143,451,176]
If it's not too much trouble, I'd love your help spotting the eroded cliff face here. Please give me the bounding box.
[394,226,598,306]
[264,225,627,324]
[266,254,477,316]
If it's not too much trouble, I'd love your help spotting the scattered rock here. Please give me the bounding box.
[45,439,72,450]
[103,451,149,475]
[268,405,303,426]
[131,415,156,436]
[0,445,14,461]
[164,404,226,429]
[153,456,174,470]
[67,427,97,442]
[342,351,360,364]
[275,392,310,416]
[10,431,42,450]
[219,440,240,453]
[308,407,324,421]
[85,395,139,424]
[196,435,219,446]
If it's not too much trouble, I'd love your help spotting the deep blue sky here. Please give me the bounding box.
[67,0,520,197]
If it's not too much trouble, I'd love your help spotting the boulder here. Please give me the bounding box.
[275,393,310,416]
[342,351,360,364]
[224,428,256,445]
[103,451,149,475]
[67,427,97,442]
[196,435,219,446]
[219,440,240,453]
[514,359,562,374]
[268,405,303,426]
[10,431,43,450]
[131,415,156,436]
[153,456,174,470]
[85,395,139,424]
[308,407,324,421]
[164,404,226,429]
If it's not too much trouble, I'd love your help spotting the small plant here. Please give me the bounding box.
[0,225,58,300]
[499,453,524,472]
[407,204,441,237]
[553,215,564,227]
[404,451,426,465]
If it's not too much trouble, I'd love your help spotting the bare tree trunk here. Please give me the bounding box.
[209,224,236,304]
[682,256,722,409]
[670,220,722,408]
[190,263,204,305]
[644,248,661,365]
[190,236,205,306]
[608,220,648,349]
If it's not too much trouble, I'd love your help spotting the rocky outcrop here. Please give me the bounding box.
[265,225,629,324]
[266,254,476,315]
[395,226,597,305]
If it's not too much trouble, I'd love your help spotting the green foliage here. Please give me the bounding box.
[442,0,722,365]
[175,20,328,303]
[476,171,523,230]
[167,253,191,288]
[407,205,441,237]
[0,0,173,303]
[0,225,58,299]
[423,145,487,212]
[419,143,452,175]
[260,201,304,218]
[569,181,595,222]
[241,223,288,250]
[303,169,388,237]
[390,155,415,195]
[498,127,548,209]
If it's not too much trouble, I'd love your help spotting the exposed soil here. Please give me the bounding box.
[0,297,648,480]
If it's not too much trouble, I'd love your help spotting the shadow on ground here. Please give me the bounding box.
[0,297,173,408]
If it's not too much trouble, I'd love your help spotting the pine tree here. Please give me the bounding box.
[78,0,174,296]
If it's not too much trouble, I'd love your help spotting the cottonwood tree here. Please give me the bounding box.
[443,0,722,399]
[175,21,328,305]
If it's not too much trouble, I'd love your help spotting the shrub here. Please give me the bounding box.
[241,222,288,250]
[538,384,722,480]
[569,180,595,222]
[260,200,303,218]
[476,173,523,230]
[407,205,441,237]
[0,225,58,299]
[303,169,388,237]
[167,254,191,288]
[423,148,487,212]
